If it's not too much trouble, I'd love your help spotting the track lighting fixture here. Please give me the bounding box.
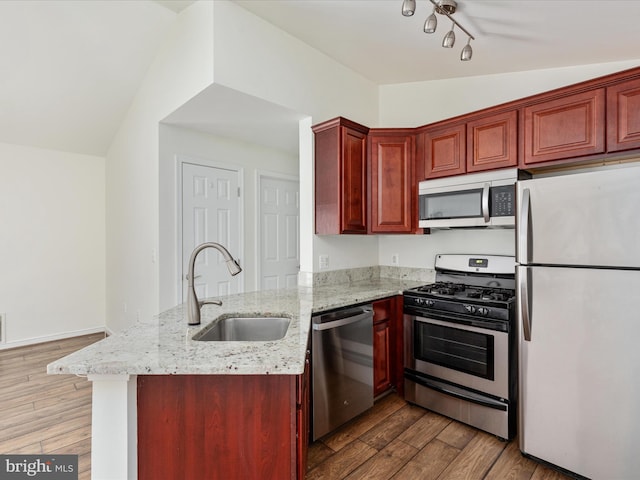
[402,0,475,61]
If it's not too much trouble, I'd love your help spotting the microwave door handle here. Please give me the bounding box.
[481,183,490,222]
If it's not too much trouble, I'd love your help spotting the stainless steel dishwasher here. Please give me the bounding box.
[311,303,374,440]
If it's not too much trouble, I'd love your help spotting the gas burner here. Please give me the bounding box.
[466,288,514,302]
[418,282,466,296]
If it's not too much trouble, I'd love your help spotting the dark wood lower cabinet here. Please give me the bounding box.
[296,349,310,479]
[373,318,391,396]
[373,296,404,397]
[138,373,308,480]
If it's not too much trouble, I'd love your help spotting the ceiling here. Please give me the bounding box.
[236,0,640,84]
[0,0,175,157]
[2,0,640,158]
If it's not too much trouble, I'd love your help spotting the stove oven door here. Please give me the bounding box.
[404,314,509,400]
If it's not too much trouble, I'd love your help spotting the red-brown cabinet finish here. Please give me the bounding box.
[369,133,414,233]
[421,123,466,179]
[313,117,369,234]
[522,88,605,166]
[607,77,640,152]
[373,298,393,396]
[296,349,310,480]
[138,375,300,480]
[467,110,518,172]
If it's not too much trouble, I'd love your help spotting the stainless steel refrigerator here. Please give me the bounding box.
[517,163,640,479]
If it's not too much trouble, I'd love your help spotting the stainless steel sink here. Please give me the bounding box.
[193,315,291,342]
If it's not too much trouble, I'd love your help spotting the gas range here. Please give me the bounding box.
[403,254,518,440]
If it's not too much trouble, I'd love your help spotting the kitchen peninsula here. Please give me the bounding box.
[48,272,428,480]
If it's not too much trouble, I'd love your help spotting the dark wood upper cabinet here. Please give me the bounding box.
[522,88,606,166]
[607,77,640,152]
[313,117,369,234]
[315,69,640,235]
[467,110,518,172]
[421,123,466,180]
[369,132,414,233]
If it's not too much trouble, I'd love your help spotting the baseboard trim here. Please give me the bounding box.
[0,326,106,350]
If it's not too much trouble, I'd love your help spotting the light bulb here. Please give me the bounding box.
[424,8,437,33]
[402,0,416,16]
[461,38,472,61]
[442,22,455,48]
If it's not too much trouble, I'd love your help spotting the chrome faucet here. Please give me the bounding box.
[186,242,242,325]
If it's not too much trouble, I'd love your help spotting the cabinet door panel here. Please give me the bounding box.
[423,124,466,179]
[341,128,368,233]
[522,89,605,166]
[313,117,368,235]
[607,78,640,152]
[373,320,391,396]
[373,298,394,397]
[138,375,295,480]
[370,134,413,233]
[467,110,518,172]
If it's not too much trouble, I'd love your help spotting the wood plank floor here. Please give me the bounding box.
[1,335,572,480]
[307,393,574,480]
[0,333,104,480]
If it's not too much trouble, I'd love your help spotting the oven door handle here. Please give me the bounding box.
[405,370,507,411]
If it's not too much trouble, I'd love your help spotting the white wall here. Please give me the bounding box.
[158,124,298,311]
[210,0,381,277]
[0,142,105,347]
[211,1,379,127]
[380,60,640,127]
[105,1,215,332]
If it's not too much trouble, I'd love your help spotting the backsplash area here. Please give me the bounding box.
[299,266,435,287]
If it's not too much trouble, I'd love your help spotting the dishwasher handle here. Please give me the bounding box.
[312,309,373,331]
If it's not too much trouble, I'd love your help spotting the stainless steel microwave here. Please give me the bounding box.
[418,168,519,229]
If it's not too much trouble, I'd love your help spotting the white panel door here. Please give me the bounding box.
[182,162,241,302]
[259,176,299,290]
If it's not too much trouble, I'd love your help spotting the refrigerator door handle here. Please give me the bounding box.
[482,183,490,222]
[518,188,531,263]
[520,267,532,341]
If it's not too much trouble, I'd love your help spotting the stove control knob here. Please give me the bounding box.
[425,299,435,307]
[464,305,476,314]
[477,307,489,316]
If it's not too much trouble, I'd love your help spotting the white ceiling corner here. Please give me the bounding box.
[2,0,640,158]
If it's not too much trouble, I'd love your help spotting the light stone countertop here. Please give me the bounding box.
[47,277,427,377]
